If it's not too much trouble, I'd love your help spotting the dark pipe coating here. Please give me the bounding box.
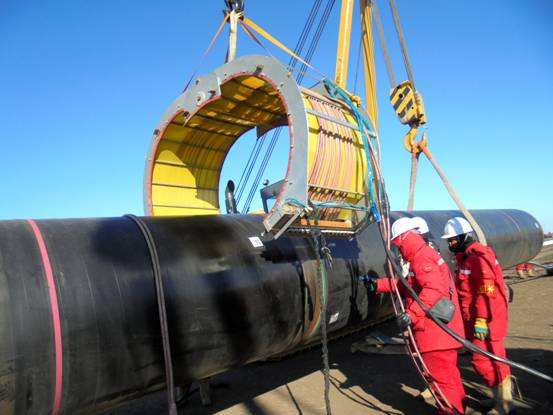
[0,209,542,414]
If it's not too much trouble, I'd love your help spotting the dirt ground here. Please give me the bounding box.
[106,250,553,415]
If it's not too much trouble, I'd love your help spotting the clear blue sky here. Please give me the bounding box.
[1,1,552,230]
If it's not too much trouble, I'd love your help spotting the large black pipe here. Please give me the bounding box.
[0,210,542,414]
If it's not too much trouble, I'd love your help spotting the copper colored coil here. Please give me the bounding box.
[331,107,353,213]
[311,100,335,218]
[340,109,361,205]
[311,98,332,188]
[330,107,353,215]
[312,100,327,190]
[322,103,349,218]
[307,97,327,190]
[313,100,340,218]
[335,107,357,209]
[327,105,348,193]
[306,98,324,205]
[306,97,322,185]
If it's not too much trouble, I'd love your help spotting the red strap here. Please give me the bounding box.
[27,220,63,415]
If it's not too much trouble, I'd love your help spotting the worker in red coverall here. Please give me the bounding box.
[361,217,466,414]
[442,217,513,414]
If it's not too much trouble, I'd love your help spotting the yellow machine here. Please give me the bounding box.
[144,0,387,237]
[144,56,375,235]
[144,0,484,244]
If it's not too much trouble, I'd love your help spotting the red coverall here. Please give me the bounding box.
[455,241,511,387]
[377,232,466,414]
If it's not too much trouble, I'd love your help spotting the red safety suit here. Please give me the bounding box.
[455,241,511,387]
[377,231,466,414]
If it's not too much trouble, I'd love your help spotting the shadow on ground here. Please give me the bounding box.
[106,322,553,414]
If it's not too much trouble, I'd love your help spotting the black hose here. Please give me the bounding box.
[379,239,553,384]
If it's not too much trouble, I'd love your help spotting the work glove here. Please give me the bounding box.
[396,312,412,330]
[358,274,378,293]
[474,317,489,340]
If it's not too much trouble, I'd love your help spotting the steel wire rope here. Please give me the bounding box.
[296,0,337,83]
[234,0,323,206]
[241,1,329,212]
[387,0,416,89]
[235,137,265,203]
[242,0,336,213]
[372,0,397,89]
[353,35,363,95]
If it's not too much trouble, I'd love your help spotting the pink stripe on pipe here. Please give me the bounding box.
[27,220,63,415]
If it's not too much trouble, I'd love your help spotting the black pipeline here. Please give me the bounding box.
[0,209,542,414]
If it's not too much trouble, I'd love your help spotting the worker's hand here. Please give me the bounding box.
[396,312,412,330]
[358,274,377,292]
[474,318,489,340]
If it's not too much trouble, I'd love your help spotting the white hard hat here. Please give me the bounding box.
[441,217,473,239]
[391,217,418,240]
[411,216,429,235]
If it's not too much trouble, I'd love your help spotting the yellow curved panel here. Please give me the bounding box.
[302,89,370,224]
[150,75,287,216]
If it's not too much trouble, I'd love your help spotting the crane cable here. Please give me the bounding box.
[235,0,323,205]
[239,0,336,213]
[182,14,230,92]
[357,86,553,386]
[240,0,337,214]
[240,1,335,214]
[374,0,487,246]
[235,0,322,207]
[372,0,396,89]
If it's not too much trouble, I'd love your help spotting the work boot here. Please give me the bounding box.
[487,376,514,414]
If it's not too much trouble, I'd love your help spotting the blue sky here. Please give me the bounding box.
[1,1,552,230]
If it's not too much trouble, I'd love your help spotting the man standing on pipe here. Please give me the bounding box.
[362,217,466,414]
[443,217,513,414]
